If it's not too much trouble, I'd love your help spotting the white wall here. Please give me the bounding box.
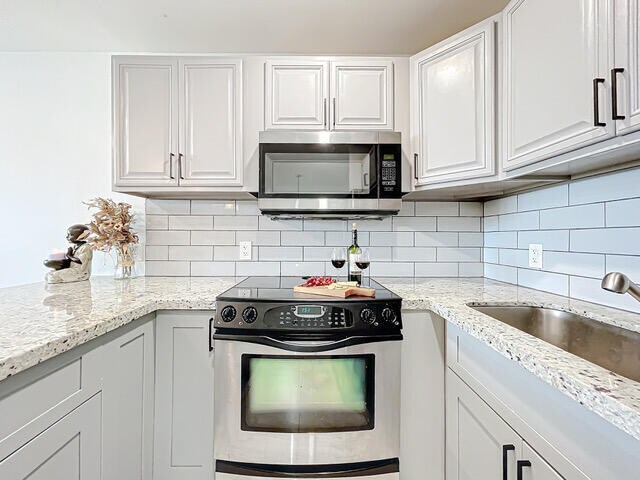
[0,53,145,288]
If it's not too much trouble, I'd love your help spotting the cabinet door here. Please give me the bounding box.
[503,0,614,170]
[614,0,640,135]
[154,312,214,480]
[331,60,394,130]
[411,20,495,185]
[113,56,179,186]
[264,60,329,130]
[519,443,566,480]
[0,394,101,479]
[103,320,155,480]
[179,58,243,186]
[446,370,522,480]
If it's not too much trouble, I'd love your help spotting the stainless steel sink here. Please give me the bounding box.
[468,304,640,383]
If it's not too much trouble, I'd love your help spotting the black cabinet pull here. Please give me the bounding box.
[611,68,625,120]
[413,153,419,181]
[593,78,606,127]
[169,153,175,179]
[208,317,214,352]
[502,444,515,480]
[516,460,531,480]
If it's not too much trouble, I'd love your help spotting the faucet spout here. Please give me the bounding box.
[601,272,640,303]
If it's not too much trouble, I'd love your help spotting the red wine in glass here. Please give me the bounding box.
[331,259,346,269]
[355,261,370,270]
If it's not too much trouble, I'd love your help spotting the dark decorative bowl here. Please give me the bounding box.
[44,258,71,271]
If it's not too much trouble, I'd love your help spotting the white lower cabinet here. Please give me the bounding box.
[153,311,215,480]
[521,443,565,480]
[0,394,102,479]
[102,319,155,480]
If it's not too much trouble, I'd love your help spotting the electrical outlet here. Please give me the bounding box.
[239,241,252,260]
[529,244,543,269]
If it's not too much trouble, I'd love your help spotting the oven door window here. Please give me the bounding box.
[261,144,376,197]
[241,354,375,433]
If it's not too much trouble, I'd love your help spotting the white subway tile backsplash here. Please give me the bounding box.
[398,201,415,216]
[371,262,415,277]
[485,264,518,284]
[259,247,303,261]
[498,249,528,268]
[415,232,458,247]
[146,261,190,276]
[304,219,347,231]
[483,248,499,264]
[146,199,190,215]
[437,217,481,232]
[392,247,436,262]
[168,215,213,231]
[570,167,640,205]
[483,216,499,232]
[325,231,370,247]
[191,231,236,246]
[570,228,640,255]
[414,263,458,277]
[281,231,324,246]
[517,230,569,251]
[280,262,325,276]
[236,262,280,276]
[459,233,483,247]
[258,216,302,231]
[236,231,280,246]
[570,276,640,313]
[145,245,168,261]
[217,216,259,231]
[147,215,168,230]
[415,202,459,216]
[147,230,190,246]
[459,263,484,277]
[169,246,213,261]
[499,211,539,231]
[303,247,335,261]
[354,218,392,231]
[517,184,568,212]
[605,255,640,281]
[485,232,518,248]
[191,200,236,215]
[605,198,640,227]
[540,204,604,230]
[517,269,569,296]
[367,247,393,261]
[543,251,604,278]
[459,202,483,217]
[191,261,235,276]
[214,246,259,261]
[370,232,414,247]
[393,217,436,231]
[437,247,481,263]
[484,196,517,216]
[235,201,260,216]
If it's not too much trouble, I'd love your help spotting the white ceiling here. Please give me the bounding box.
[1,0,507,55]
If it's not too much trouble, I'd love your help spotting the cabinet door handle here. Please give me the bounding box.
[169,153,175,179]
[611,68,625,120]
[178,153,185,180]
[413,153,419,181]
[332,97,336,129]
[209,317,214,352]
[323,98,328,128]
[516,460,531,480]
[502,444,515,480]
[593,78,606,127]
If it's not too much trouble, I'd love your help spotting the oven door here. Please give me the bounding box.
[213,335,400,466]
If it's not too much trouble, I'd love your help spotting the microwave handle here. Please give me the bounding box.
[212,333,402,353]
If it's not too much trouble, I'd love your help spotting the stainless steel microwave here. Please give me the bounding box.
[258,131,402,218]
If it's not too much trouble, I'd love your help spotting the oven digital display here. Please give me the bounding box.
[297,306,322,315]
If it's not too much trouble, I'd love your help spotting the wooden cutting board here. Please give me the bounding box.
[293,285,376,298]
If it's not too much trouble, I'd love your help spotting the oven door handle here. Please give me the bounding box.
[212,333,402,353]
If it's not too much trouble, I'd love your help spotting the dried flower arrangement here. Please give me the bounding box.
[80,198,139,278]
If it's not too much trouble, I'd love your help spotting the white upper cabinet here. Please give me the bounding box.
[331,61,394,130]
[264,60,329,130]
[265,58,394,131]
[411,18,496,185]
[502,0,614,170]
[614,0,640,135]
[179,59,243,186]
[113,56,243,190]
[113,57,179,187]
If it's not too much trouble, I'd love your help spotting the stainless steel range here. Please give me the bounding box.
[212,276,402,479]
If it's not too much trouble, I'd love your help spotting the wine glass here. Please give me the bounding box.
[354,249,371,284]
[331,248,346,275]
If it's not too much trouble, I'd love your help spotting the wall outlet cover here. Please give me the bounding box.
[529,244,543,269]
[239,241,252,260]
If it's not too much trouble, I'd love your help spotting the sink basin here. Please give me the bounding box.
[468,304,640,383]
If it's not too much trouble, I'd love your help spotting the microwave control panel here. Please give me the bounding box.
[378,145,402,197]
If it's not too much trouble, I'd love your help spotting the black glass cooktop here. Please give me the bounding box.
[216,276,401,303]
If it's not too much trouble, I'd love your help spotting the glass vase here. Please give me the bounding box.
[114,244,136,280]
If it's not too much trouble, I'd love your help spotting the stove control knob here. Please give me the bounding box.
[360,308,376,325]
[381,307,397,324]
[220,305,237,323]
[242,306,258,324]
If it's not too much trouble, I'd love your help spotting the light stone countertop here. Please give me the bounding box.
[1,276,640,441]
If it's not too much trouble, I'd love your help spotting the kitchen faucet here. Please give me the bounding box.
[601,272,640,303]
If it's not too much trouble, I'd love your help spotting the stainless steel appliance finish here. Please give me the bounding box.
[468,304,640,382]
[213,277,402,478]
[258,131,402,218]
[601,271,640,303]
